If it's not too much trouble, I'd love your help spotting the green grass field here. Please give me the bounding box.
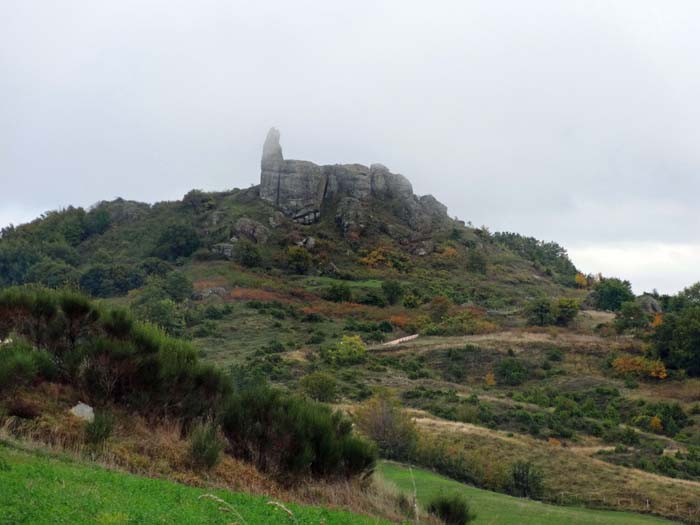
[377,462,677,525]
[0,444,394,525]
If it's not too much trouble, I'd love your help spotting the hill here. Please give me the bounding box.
[1,130,700,525]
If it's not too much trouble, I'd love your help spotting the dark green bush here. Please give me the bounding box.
[0,340,39,391]
[508,460,543,498]
[325,282,352,302]
[188,421,225,470]
[84,411,114,445]
[495,358,529,386]
[233,240,262,268]
[300,372,338,402]
[221,386,376,481]
[427,493,476,525]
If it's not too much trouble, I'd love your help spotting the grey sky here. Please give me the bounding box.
[2,1,698,294]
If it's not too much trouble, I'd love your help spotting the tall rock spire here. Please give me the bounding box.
[261,127,283,168]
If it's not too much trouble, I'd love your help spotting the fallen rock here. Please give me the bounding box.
[70,402,94,423]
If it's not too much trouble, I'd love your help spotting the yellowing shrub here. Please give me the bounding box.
[611,355,668,380]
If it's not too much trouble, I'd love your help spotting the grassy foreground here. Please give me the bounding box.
[0,444,394,525]
[377,462,677,525]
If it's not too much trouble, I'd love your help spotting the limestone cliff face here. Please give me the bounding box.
[259,128,447,231]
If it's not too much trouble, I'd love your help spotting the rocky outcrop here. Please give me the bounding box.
[233,217,269,244]
[259,128,448,232]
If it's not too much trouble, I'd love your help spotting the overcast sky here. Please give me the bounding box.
[2,1,699,294]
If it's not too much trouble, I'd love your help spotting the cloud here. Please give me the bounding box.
[569,242,700,295]
[1,1,699,293]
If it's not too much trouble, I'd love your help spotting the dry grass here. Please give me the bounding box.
[0,383,416,524]
[412,409,700,524]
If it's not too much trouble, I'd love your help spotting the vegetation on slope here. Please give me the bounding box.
[377,462,675,525]
[0,444,395,525]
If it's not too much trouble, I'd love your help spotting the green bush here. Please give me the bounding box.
[381,280,403,305]
[153,224,201,261]
[591,278,635,311]
[325,282,352,302]
[233,240,262,268]
[427,493,476,525]
[508,460,543,499]
[188,422,225,470]
[322,335,367,365]
[495,358,529,386]
[221,386,376,480]
[84,411,115,445]
[300,372,338,402]
[0,340,40,391]
[285,246,312,274]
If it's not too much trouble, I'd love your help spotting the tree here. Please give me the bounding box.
[285,246,312,274]
[300,372,337,402]
[26,259,79,289]
[591,278,635,311]
[428,296,452,322]
[355,392,417,460]
[614,301,651,332]
[234,240,262,268]
[162,272,193,303]
[526,297,554,326]
[153,224,200,261]
[495,358,529,386]
[381,280,403,305]
[554,298,579,326]
[652,306,700,376]
[508,461,544,498]
[466,250,487,274]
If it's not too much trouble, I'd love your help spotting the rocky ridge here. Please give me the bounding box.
[258,128,448,234]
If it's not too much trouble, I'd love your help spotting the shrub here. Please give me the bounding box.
[652,306,700,376]
[221,387,376,480]
[525,297,554,326]
[0,340,39,391]
[300,372,338,402]
[84,411,115,445]
[508,460,543,498]
[611,355,667,380]
[427,493,476,525]
[495,358,529,386]
[381,280,404,305]
[614,301,651,332]
[466,250,487,274]
[591,278,635,311]
[428,296,452,322]
[153,224,201,261]
[322,335,367,365]
[554,298,579,326]
[285,246,312,274]
[233,240,262,268]
[355,392,417,460]
[325,282,352,303]
[188,421,225,470]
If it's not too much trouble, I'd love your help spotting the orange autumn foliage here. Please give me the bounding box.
[612,355,668,380]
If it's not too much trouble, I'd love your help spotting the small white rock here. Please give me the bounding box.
[70,402,94,422]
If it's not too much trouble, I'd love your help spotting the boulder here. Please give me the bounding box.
[69,402,94,422]
[212,243,235,259]
[234,217,269,244]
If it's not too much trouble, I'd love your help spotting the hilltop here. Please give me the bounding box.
[1,130,699,525]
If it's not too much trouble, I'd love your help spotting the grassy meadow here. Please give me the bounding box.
[377,461,677,525]
[0,444,396,525]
